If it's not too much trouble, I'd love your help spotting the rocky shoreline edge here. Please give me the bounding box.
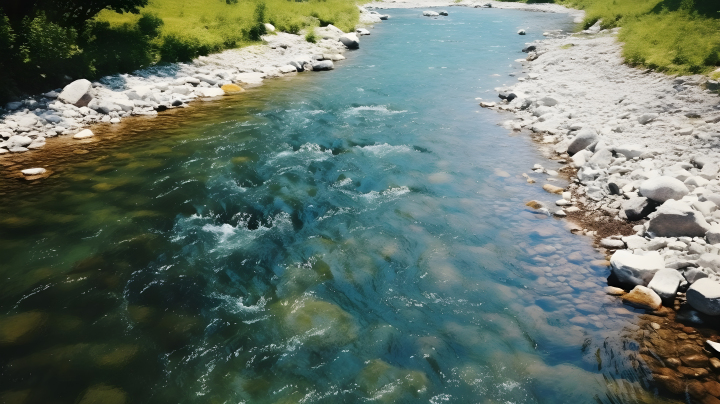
[0,6,389,178]
[481,19,720,402]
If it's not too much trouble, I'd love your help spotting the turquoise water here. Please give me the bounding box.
[0,8,667,404]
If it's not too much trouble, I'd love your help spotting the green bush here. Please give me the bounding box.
[19,13,80,66]
[247,1,268,41]
[305,26,317,43]
[137,13,164,37]
[0,12,14,58]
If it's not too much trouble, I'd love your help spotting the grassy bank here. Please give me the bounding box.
[501,0,720,76]
[0,0,361,103]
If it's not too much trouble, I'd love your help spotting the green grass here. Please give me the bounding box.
[501,0,720,75]
[96,0,360,60]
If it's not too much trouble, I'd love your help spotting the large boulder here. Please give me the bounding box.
[422,10,439,16]
[58,79,93,107]
[687,278,720,315]
[339,33,360,49]
[312,60,335,71]
[610,250,665,287]
[6,135,32,148]
[639,176,689,203]
[622,197,656,221]
[647,200,711,238]
[567,128,598,155]
[648,268,684,302]
[622,286,662,310]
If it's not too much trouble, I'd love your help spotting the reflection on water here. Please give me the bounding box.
[0,8,677,404]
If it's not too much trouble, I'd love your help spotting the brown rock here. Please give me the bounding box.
[622,286,662,310]
[684,327,697,334]
[678,366,710,378]
[689,380,708,399]
[666,358,682,369]
[221,84,244,94]
[525,200,543,209]
[703,395,720,404]
[710,357,720,370]
[656,367,682,378]
[654,374,685,395]
[605,286,626,296]
[679,344,704,356]
[704,381,720,397]
[682,354,710,368]
[542,184,564,194]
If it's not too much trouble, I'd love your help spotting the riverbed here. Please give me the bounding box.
[0,8,670,404]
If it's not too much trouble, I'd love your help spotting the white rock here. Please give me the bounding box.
[21,167,46,176]
[278,65,298,74]
[588,148,613,168]
[622,235,648,249]
[73,129,94,139]
[339,33,360,49]
[639,176,689,203]
[637,113,658,125]
[707,224,720,244]
[571,149,593,168]
[610,250,665,286]
[312,60,334,71]
[264,23,275,32]
[58,79,93,107]
[6,135,32,148]
[698,253,720,271]
[423,10,439,16]
[647,200,711,238]
[648,268,684,301]
[356,28,371,36]
[600,238,625,249]
[614,144,644,159]
[687,278,720,315]
[235,73,265,86]
[567,128,598,155]
[196,88,225,97]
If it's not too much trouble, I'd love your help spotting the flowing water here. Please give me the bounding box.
[0,8,674,404]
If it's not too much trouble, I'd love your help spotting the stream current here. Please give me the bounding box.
[0,8,670,404]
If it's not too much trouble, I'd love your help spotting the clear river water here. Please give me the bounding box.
[0,7,675,404]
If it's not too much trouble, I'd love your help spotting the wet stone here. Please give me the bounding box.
[681,354,710,368]
[654,374,685,395]
[0,312,47,346]
[705,381,720,397]
[677,366,710,378]
[689,380,708,399]
[77,384,126,404]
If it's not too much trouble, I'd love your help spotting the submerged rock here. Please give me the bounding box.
[621,285,662,310]
[77,384,126,404]
[356,359,429,402]
[339,33,360,49]
[0,312,47,346]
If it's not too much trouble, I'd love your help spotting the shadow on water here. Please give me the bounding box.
[0,7,689,404]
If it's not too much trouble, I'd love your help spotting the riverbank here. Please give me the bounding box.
[0,6,387,169]
[478,13,720,402]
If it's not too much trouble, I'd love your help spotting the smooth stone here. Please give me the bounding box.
[706,224,720,244]
[6,135,32,148]
[77,384,126,404]
[21,168,46,176]
[681,354,710,368]
[58,79,93,107]
[610,250,665,286]
[639,176,689,203]
[706,340,720,354]
[600,238,625,249]
[621,285,662,310]
[73,129,94,139]
[605,286,626,296]
[647,200,711,238]
[339,33,360,49]
[543,184,564,194]
[312,60,335,71]
[196,88,225,97]
[567,128,598,155]
[356,28,371,36]
[637,113,658,125]
[422,10,439,16]
[221,84,244,93]
[0,312,46,345]
[683,267,709,284]
[687,278,720,315]
[648,268,684,302]
[614,144,645,159]
[622,235,648,249]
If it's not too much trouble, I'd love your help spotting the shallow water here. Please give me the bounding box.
[0,8,672,404]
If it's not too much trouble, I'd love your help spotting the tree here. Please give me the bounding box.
[3,0,149,28]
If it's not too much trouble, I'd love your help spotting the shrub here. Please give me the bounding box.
[19,13,80,66]
[247,1,268,41]
[137,13,164,37]
[305,27,317,43]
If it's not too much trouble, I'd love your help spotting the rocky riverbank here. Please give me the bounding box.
[0,6,388,171]
[477,14,720,403]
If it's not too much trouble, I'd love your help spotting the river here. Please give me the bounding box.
[0,7,672,404]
